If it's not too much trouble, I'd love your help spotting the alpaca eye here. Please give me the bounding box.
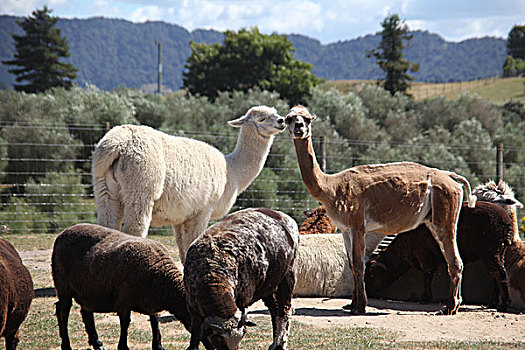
[285,116,293,124]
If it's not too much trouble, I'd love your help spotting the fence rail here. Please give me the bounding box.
[0,123,523,235]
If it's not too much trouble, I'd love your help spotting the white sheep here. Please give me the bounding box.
[293,232,386,298]
[92,106,285,262]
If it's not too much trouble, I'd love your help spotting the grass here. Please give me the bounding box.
[323,77,525,105]
[3,233,525,349]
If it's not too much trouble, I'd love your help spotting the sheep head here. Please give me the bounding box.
[228,105,285,138]
[285,105,316,140]
[203,309,256,350]
[364,260,389,296]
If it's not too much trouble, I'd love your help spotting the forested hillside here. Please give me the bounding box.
[0,15,507,91]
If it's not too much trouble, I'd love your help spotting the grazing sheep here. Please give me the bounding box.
[0,238,33,350]
[298,205,337,234]
[184,208,299,350]
[365,201,513,311]
[92,106,285,263]
[52,223,195,350]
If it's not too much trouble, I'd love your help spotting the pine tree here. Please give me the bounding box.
[507,25,525,60]
[367,14,419,96]
[2,6,77,93]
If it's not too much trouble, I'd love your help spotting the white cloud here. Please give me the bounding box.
[130,5,164,23]
[0,0,45,15]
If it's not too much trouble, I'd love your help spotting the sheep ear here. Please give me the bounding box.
[228,116,247,128]
[205,321,225,333]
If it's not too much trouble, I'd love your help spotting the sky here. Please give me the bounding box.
[1,0,524,44]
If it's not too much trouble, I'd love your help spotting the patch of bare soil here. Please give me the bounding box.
[22,249,525,344]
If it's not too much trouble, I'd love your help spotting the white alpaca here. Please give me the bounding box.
[92,106,285,263]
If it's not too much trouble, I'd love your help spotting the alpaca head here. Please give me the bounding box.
[227,105,285,138]
[285,105,316,139]
[473,180,524,211]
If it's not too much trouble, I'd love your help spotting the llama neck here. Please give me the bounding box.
[226,125,273,194]
[508,208,521,242]
[293,137,330,202]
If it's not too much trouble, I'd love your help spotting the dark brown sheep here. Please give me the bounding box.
[0,238,33,350]
[52,223,192,350]
[365,201,513,311]
[184,208,299,350]
[298,205,337,235]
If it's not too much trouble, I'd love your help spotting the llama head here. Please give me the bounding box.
[227,105,285,138]
[473,180,524,211]
[285,105,316,139]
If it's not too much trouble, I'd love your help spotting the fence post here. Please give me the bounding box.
[496,142,503,183]
[106,122,110,131]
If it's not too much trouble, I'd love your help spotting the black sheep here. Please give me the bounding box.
[52,223,193,350]
[0,238,33,350]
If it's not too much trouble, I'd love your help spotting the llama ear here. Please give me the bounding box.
[228,116,247,128]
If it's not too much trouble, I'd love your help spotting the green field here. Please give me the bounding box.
[324,77,525,105]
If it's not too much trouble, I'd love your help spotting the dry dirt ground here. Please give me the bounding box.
[20,249,525,344]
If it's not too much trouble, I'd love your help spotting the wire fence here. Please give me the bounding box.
[0,123,523,235]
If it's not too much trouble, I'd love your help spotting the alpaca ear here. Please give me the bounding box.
[311,114,317,120]
[228,116,247,128]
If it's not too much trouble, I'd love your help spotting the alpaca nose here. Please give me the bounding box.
[277,117,284,125]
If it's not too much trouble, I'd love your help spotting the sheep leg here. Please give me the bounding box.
[264,270,295,350]
[421,269,435,303]
[80,308,105,350]
[149,314,165,350]
[55,297,73,350]
[484,258,510,312]
[187,312,205,350]
[4,329,20,350]
[117,311,132,350]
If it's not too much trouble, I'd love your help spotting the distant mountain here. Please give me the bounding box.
[0,15,507,91]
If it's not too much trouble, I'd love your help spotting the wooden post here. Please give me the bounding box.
[496,142,503,183]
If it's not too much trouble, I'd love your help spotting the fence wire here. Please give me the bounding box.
[0,123,523,235]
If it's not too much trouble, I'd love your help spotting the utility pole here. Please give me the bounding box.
[156,41,162,95]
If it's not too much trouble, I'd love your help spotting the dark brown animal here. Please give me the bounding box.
[184,208,299,350]
[299,205,337,234]
[0,238,33,350]
[365,201,513,311]
[52,223,193,350]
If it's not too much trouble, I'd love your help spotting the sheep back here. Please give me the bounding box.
[52,223,187,319]
[184,208,299,319]
[0,238,33,345]
[293,234,352,297]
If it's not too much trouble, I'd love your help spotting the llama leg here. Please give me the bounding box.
[427,187,463,315]
[55,297,73,350]
[94,171,124,230]
[173,210,212,264]
[350,225,367,315]
[117,311,131,350]
[120,193,154,238]
[427,223,463,315]
[341,229,356,311]
[80,308,105,350]
[149,314,165,350]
